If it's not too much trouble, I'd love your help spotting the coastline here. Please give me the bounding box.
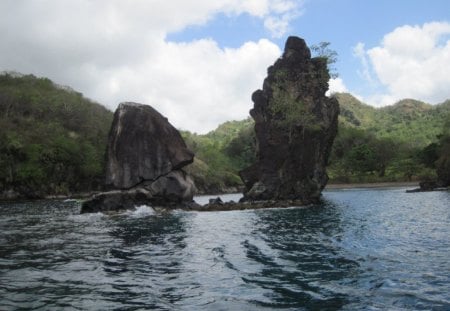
[0,182,423,203]
[325,181,419,190]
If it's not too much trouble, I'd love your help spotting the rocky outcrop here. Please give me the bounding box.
[240,36,339,203]
[81,102,196,213]
[105,102,194,189]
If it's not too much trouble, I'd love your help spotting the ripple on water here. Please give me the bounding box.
[0,190,449,310]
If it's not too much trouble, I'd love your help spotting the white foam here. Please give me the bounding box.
[126,205,155,217]
[69,212,106,222]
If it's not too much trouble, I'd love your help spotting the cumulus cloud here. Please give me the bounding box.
[264,0,303,38]
[0,0,304,133]
[95,39,281,133]
[326,78,348,95]
[355,22,450,106]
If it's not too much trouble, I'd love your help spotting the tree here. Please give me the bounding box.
[311,41,338,79]
[343,143,378,175]
[435,114,450,185]
[372,138,396,177]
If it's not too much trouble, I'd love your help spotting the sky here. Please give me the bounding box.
[0,0,449,133]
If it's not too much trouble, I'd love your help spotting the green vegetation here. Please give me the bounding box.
[181,118,255,193]
[432,114,450,185]
[1,72,448,198]
[411,113,450,186]
[311,41,338,78]
[186,92,449,188]
[0,72,113,198]
[270,80,320,140]
[329,93,449,183]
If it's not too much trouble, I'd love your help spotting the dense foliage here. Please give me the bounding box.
[329,93,449,183]
[181,119,255,193]
[0,73,113,198]
[412,114,450,186]
[433,115,450,186]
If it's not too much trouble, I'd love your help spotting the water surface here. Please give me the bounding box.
[0,188,449,310]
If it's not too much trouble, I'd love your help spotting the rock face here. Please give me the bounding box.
[81,102,196,213]
[106,102,194,189]
[240,36,339,203]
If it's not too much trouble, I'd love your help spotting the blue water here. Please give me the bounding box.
[0,188,449,310]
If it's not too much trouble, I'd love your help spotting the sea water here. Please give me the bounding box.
[0,187,449,310]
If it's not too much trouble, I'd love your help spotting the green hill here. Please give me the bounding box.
[0,72,113,199]
[335,93,376,127]
[186,93,449,187]
[335,93,449,147]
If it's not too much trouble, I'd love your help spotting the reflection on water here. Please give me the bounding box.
[242,204,356,309]
[0,189,449,310]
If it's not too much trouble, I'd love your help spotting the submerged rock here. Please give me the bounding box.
[240,36,339,203]
[81,102,196,213]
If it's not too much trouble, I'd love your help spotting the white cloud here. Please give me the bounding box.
[264,0,303,38]
[353,42,376,85]
[0,0,304,133]
[94,38,281,133]
[326,78,348,95]
[356,21,450,106]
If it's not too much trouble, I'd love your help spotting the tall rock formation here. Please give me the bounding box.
[81,102,196,213]
[240,36,339,203]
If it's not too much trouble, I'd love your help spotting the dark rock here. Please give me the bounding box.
[406,180,449,193]
[81,189,152,213]
[240,36,339,203]
[437,161,450,188]
[419,180,439,191]
[144,170,196,204]
[105,102,194,189]
[81,102,196,213]
[191,199,313,212]
[208,197,223,205]
[0,189,20,201]
[81,174,199,214]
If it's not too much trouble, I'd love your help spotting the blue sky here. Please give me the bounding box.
[168,0,450,105]
[1,0,449,133]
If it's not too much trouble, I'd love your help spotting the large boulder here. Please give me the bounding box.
[106,102,194,189]
[81,102,196,213]
[240,36,339,203]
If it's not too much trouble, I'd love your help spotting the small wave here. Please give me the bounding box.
[63,198,78,203]
[126,205,155,217]
[68,212,105,222]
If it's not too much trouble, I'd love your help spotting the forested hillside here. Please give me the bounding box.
[186,92,449,190]
[0,73,113,199]
[336,93,449,147]
[330,93,449,182]
[1,73,448,198]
